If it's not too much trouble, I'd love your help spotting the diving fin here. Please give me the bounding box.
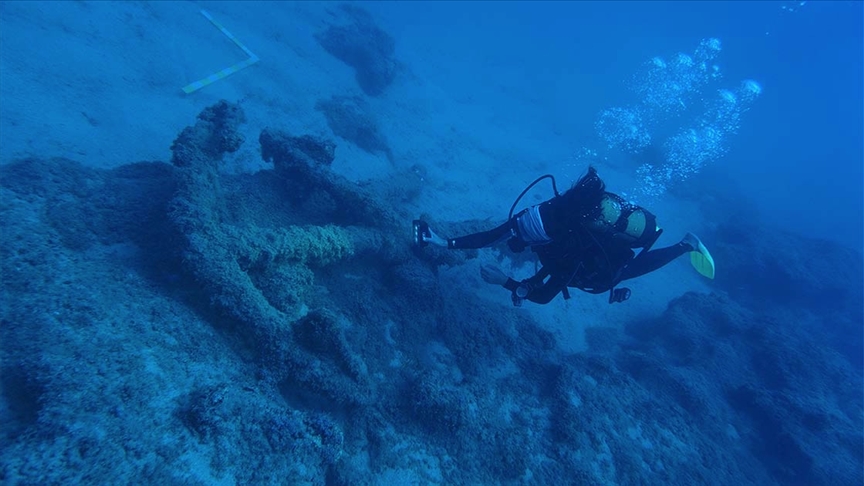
[689,238,715,280]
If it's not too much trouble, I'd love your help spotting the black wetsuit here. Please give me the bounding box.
[448,193,692,304]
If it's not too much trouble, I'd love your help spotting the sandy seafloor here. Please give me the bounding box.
[0,1,861,485]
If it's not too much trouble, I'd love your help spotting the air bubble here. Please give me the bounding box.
[595,107,651,153]
[595,38,762,201]
[742,80,762,96]
[719,90,737,104]
[675,54,694,67]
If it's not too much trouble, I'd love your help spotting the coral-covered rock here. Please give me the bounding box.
[409,371,473,435]
[712,221,863,313]
[316,4,399,96]
[315,95,394,163]
[621,292,864,486]
[170,100,246,167]
[260,127,401,228]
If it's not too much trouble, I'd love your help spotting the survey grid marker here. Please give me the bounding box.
[181,10,260,94]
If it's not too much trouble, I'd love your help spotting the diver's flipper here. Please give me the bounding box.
[689,238,715,280]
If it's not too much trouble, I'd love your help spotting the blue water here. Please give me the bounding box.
[366,0,864,249]
[0,1,861,485]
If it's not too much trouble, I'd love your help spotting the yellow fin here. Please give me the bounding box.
[689,241,715,279]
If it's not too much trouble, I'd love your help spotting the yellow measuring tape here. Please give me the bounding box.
[181,10,259,94]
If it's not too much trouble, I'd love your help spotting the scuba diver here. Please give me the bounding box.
[412,166,714,306]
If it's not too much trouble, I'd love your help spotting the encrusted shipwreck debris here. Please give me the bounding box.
[259,127,397,227]
[167,100,403,405]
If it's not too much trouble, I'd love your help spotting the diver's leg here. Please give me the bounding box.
[619,241,692,280]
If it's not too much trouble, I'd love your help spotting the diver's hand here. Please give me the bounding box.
[424,228,448,248]
[480,264,509,286]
